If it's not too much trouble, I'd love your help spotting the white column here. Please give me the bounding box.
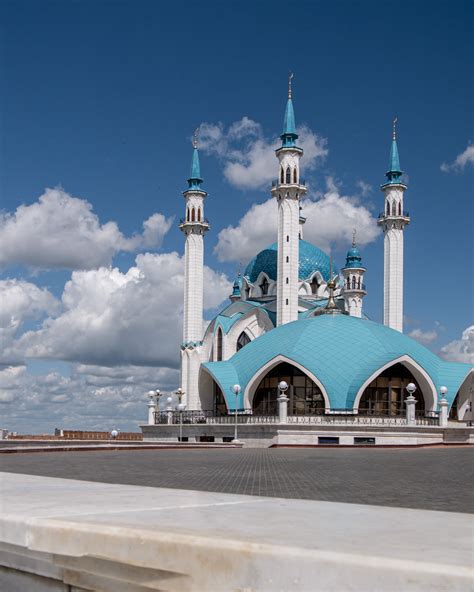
[277,197,300,325]
[277,394,289,424]
[379,184,409,333]
[439,398,449,427]
[272,148,306,326]
[147,400,156,425]
[405,395,417,426]
[183,231,204,342]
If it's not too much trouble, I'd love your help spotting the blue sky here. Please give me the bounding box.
[0,0,472,432]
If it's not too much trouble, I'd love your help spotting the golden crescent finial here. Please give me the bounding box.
[193,127,200,149]
[392,117,398,140]
[288,72,293,99]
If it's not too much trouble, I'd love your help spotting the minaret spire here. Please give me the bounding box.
[341,231,367,317]
[180,132,209,409]
[378,119,410,332]
[272,75,307,326]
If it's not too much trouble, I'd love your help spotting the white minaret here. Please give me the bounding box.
[271,74,307,326]
[378,119,410,332]
[341,231,367,318]
[180,131,209,409]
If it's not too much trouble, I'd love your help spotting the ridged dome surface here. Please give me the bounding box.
[243,240,335,283]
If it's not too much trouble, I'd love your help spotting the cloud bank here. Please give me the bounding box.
[0,188,173,270]
[441,144,474,172]
[199,117,328,190]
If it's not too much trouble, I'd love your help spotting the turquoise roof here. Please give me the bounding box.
[243,240,336,283]
[281,98,298,148]
[344,245,364,269]
[203,315,472,410]
[187,147,203,190]
[384,138,403,185]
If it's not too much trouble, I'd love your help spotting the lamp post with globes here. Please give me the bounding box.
[147,389,161,425]
[439,386,449,427]
[175,388,186,442]
[405,382,417,426]
[232,384,241,443]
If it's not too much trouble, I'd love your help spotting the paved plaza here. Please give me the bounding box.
[1,447,472,512]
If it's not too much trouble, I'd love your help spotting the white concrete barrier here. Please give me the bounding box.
[0,472,472,591]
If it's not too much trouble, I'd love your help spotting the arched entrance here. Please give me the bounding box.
[252,362,325,415]
[358,363,425,416]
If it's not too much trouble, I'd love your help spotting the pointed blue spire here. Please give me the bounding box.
[280,73,298,148]
[344,231,364,269]
[187,129,203,190]
[385,118,403,184]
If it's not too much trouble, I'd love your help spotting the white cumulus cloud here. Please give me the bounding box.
[199,117,328,190]
[214,177,380,263]
[441,144,474,172]
[0,188,173,270]
[11,252,231,368]
[408,328,438,345]
[440,326,474,364]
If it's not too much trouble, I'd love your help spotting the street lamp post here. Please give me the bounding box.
[175,388,186,442]
[405,382,417,426]
[166,396,174,425]
[147,390,156,425]
[232,384,241,443]
[178,402,186,442]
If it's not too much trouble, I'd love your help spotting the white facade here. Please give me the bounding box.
[272,147,307,326]
[378,183,409,332]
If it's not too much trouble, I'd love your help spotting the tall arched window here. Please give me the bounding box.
[310,277,319,294]
[253,362,324,416]
[352,276,356,289]
[359,363,424,416]
[398,202,402,216]
[346,277,350,290]
[191,208,196,222]
[357,277,361,289]
[216,329,223,361]
[280,167,284,183]
[260,276,269,296]
[197,208,201,221]
[236,332,251,351]
[293,168,297,183]
[286,167,291,184]
[392,201,396,216]
[386,201,390,215]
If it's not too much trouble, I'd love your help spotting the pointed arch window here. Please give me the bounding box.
[260,276,269,296]
[346,277,350,290]
[191,208,196,222]
[280,167,284,184]
[352,276,356,289]
[197,208,201,221]
[285,167,291,184]
[293,168,297,183]
[310,276,319,295]
[216,329,223,361]
[386,201,390,216]
[236,331,251,352]
[398,202,401,216]
[391,201,396,216]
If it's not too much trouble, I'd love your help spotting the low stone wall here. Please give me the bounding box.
[141,423,474,447]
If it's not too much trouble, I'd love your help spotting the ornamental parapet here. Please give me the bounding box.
[181,340,203,350]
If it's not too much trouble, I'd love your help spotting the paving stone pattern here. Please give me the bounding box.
[1,447,472,512]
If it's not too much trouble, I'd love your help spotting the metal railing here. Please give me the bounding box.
[179,217,210,225]
[271,179,306,188]
[155,409,441,427]
[378,210,410,219]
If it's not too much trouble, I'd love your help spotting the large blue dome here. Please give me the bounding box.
[244,240,335,283]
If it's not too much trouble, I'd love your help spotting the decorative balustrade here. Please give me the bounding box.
[154,409,440,427]
[378,210,410,219]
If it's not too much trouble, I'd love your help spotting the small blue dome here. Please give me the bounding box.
[344,245,364,269]
[244,240,335,283]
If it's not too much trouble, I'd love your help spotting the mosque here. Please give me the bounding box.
[165,79,473,435]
